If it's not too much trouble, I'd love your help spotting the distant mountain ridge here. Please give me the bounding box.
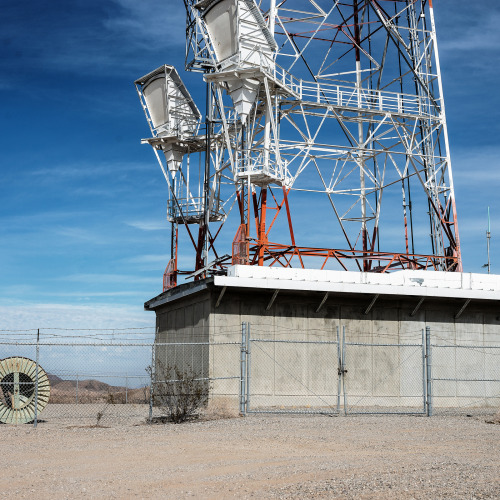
[47,373,149,404]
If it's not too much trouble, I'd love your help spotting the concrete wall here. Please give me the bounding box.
[151,283,500,409]
[154,291,211,381]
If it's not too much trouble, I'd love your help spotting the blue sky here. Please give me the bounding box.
[1,0,499,334]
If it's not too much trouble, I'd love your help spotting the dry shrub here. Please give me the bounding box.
[153,364,209,424]
[485,420,500,425]
[485,410,500,425]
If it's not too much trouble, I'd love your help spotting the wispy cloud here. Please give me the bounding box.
[45,290,149,298]
[60,273,157,286]
[457,216,500,236]
[125,220,167,231]
[31,161,151,180]
[3,1,187,78]
[0,303,153,333]
[451,147,500,183]
[54,227,109,245]
[439,12,500,53]
[106,0,186,48]
[124,254,169,264]
[0,210,96,228]
[0,284,39,297]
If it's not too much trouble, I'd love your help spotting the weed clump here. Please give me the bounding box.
[151,363,209,424]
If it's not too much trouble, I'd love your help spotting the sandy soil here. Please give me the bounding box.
[1,413,499,499]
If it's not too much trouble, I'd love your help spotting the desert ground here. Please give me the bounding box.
[1,411,499,499]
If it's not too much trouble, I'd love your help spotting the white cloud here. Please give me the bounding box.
[0,210,95,229]
[0,303,154,334]
[124,254,169,264]
[451,147,500,184]
[6,1,187,78]
[54,227,109,245]
[0,284,39,297]
[126,220,168,231]
[0,303,156,377]
[60,273,158,286]
[106,0,186,47]
[31,161,151,180]
[439,12,500,53]
[457,216,499,236]
[44,291,150,298]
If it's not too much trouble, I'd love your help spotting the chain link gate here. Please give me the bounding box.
[342,328,428,415]
[242,324,342,414]
[240,324,431,416]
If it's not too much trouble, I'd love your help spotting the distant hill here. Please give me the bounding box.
[47,374,149,404]
[47,373,63,385]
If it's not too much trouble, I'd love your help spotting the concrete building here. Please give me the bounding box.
[145,266,500,410]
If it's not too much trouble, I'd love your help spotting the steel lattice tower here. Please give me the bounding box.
[135,0,461,289]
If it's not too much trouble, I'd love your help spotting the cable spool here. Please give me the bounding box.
[0,357,50,424]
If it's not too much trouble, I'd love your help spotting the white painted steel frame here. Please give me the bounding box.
[140,1,463,280]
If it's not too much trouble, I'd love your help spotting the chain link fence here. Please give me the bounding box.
[241,326,500,418]
[430,337,500,416]
[1,325,499,425]
[0,341,153,426]
[153,340,241,413]
[342,337,427,415]
[0,332,242,426]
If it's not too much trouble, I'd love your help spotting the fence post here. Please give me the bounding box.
[125,373,128,404]
[342,325,347,415]
[149,343,155,423]
[76,375,79,404]
[34,329,40,428]
[336,326,341,412]
[239,322,247,415]
[246,322,251,412]
[425,326,433,416]
[421,328,427,414]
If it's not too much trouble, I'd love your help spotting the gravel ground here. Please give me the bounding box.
[1,413,499,499]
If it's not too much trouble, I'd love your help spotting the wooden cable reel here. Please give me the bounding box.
[0,357,50,424]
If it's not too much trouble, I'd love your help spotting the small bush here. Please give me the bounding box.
[153,363,209,424]
[92,391,116,427]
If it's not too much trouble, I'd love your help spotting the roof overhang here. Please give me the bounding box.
[145,266,500,311]
[218,266,500,301]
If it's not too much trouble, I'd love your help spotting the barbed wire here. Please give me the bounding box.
[0,325,499,347]
[0,326,155,332]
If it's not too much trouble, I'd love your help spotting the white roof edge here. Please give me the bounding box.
[213,266,500,301]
